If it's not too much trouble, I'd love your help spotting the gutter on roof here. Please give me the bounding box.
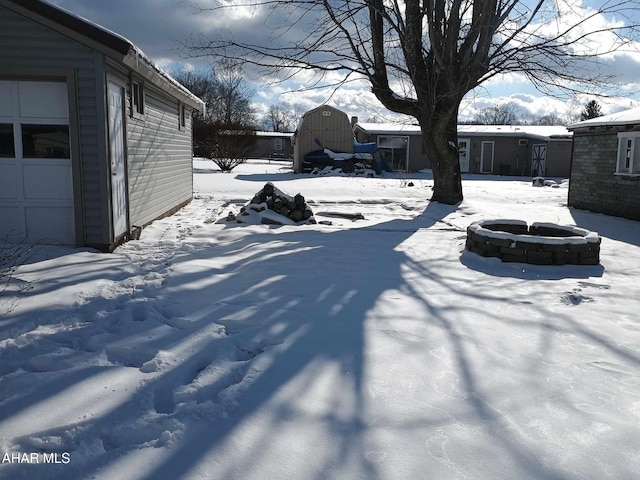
[567,121,636,131]
[122,51,205,112]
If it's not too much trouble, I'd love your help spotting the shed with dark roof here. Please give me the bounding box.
[0,0,204,250]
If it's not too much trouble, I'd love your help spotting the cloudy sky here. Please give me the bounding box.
[47,0,640,125]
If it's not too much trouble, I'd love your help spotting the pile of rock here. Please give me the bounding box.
[231,182,316,225]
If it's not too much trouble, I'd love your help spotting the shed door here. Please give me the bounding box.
[481,141,494,173]
[107,81,128,237]
[0,80,75,244]
[532,144,547,177]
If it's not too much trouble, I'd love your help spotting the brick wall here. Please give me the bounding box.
[568,129,640,220]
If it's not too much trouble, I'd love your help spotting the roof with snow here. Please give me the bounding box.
[355,123,572,141]
[256,131,294,137]
[457,125,572,140]
[568,106,640,130]
[5,0,205,112]
[354,123,422,135]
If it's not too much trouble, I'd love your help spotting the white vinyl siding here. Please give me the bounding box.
[127,85,193,228]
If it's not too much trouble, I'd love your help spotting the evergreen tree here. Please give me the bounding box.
[580,100,604,121]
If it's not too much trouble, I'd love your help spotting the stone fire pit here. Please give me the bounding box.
[466,220,601,265]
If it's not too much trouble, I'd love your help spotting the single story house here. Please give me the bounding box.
[567,107,640,221]
[253,131,293,161]
[0,0,205,251]
[353,123,573,177]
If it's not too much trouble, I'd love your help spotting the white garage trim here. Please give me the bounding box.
[0,79,75,244]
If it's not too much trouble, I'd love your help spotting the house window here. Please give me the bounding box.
[616,133,640,174]
[273,137,283,151]
[131,80,144,117]
[179,104,186,129]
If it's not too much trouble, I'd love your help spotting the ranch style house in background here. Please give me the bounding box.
[254,131,293,161]
[568,107,640,221]
[0,0,204,251]
[353,122,573,177]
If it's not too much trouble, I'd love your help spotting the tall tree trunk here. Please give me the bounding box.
[419,109,463,205]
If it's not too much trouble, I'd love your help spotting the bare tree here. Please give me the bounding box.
[263,101,305,132]
[174,62,257,170]
[265,104,287,132]
[265,103,291,132]
[559,96,584,126]
[173,61,256,126]
[211,60,256,127]
[473,102,524,125]
[194,121,256,172]
[171,67,217,123]
[531,113,563,126]
[185,1,640,204]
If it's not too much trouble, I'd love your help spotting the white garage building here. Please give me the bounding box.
[0,0,204,251]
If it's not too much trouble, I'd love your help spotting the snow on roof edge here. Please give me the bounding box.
[568,106,640,130]
[35,0,204,111]
[355,123,572,140]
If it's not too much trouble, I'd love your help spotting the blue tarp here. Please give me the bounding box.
[353,140,378,154]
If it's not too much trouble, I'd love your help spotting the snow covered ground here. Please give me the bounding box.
[1,159,639,480]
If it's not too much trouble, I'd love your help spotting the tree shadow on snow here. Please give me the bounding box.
[3,200,639,480]
[459,249,605,280]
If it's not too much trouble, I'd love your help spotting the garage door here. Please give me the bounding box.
[0,80,75,245]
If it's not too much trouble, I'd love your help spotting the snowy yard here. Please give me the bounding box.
[1,160,639,480]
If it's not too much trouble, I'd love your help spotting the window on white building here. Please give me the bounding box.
[130,79,145,118]
[616,133,640,174]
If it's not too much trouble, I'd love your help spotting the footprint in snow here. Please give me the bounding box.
[561,288,594,305]
[578,281,611,290]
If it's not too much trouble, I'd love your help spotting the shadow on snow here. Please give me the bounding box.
[1,200,638,480]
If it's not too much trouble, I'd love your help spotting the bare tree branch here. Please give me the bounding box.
[181,0,640,204]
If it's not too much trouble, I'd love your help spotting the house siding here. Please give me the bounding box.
[126,83,193,228]
[465,136,522,175]
[354,130,427,171]
[569,130,640,220]
[254,134,293,160]
[0,5,107,245]
[545,141,572,177]
[408,136,429,171]
[356,124,572,176]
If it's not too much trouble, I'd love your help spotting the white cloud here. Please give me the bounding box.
[48,0,640,125]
